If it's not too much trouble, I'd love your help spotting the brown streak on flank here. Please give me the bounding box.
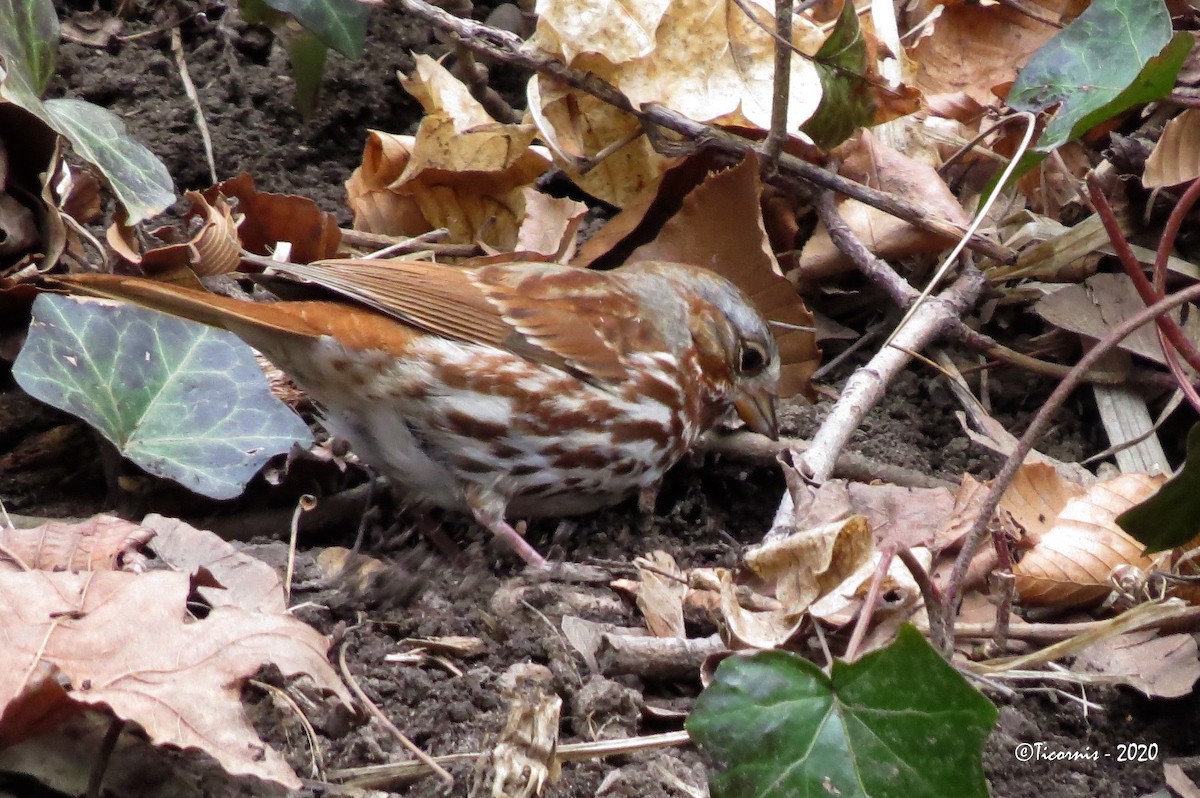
[444,410,508,439]
[453,457,493,474]
[509,464,541,477]
[546,446,612,470]
[609,419,671,446]
[609,460,638,477]
[490,442,523,459]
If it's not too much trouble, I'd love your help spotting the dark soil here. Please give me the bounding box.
[1,2,1197,797]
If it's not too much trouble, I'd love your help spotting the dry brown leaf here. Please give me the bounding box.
[0,515,151,573]
[0,193,37,258]
[106,191,242,276]
[719,569,805,650]
[533,0,823,130]
[344,130,429,236]
[907,0,1087,105]
[633,551,687,638]
[847,482,956,549]
[791,478,955,549]
[511,187,589,262]
[528,0,824,205]
[808,546,932,628]
[0,661,78,749]
[141,514,285,614]
[1012,473,1168,607]
[626,153,820,398]
[1145,109,1200,188]
[747,516,874,612]
[527,73,670,208]
[203,173,341,264]
[1035,273,1200,367]
[390,55,549,249]
[999,461,1088,545]
[535,0,670,63]
[798,132,970,281]
[0,570,351,788]
[1074,630,1200,699]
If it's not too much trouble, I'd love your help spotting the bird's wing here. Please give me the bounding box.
[276,259,659,382]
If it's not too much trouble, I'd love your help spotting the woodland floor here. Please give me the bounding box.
[2,2,1199,797]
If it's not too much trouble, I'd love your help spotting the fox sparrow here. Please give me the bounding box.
[55,259,780,565]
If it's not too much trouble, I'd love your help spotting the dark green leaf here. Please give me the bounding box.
[1118,423,1200,552]
[1009,0,1189,156]
[0,0,58,98]
[263,0,368,58]
[687,625,997,798]
[13,295,313,501]
[287,28,329,121]
[801,0,873,150]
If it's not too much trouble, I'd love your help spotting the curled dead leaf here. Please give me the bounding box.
[1012,474,1168,607]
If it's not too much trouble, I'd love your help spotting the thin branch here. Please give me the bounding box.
[762,0,793,171]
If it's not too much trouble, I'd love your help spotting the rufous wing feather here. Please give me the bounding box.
[48,273,419,357]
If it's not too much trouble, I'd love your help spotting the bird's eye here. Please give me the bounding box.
[739,343,767,375]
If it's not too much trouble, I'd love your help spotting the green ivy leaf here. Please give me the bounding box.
[0,0,58,98]
[1008,0,1190,173]
[13,295,314,501]
[262,0,368,58]
[801,0,873,150]
[687,625,998,798]
[0,0,175,224]
[1118,423,1200,552]
[41,99,175,225]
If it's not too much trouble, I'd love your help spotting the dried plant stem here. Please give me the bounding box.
[170,27,217,184]
[1087,177,1200,370]
[700,429,953,489]
[338,640,454,785]
[844,544,896,662]
[389,0,1014,264]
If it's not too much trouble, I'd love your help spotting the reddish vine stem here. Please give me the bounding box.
[1085,176,1200,394]
[1152,177,1200,410]
[939,281,1200,656]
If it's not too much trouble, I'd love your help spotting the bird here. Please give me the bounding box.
[52,259,781,566]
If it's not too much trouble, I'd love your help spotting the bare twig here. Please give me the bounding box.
[796,247,986,480]
[1086,175,1200,411]
[699,429,954,489]
[896,546,946,647]
[86,719,123,798]
[815,187,1140,386]
[389,0,1015,264]
[762,0,791,172]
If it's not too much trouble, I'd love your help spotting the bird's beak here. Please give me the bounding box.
[734,389,779,440]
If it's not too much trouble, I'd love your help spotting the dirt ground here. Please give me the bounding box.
[2,2,1199,796]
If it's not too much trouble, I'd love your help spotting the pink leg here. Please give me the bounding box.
[465,486,547,566]
[485,517,547,567]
